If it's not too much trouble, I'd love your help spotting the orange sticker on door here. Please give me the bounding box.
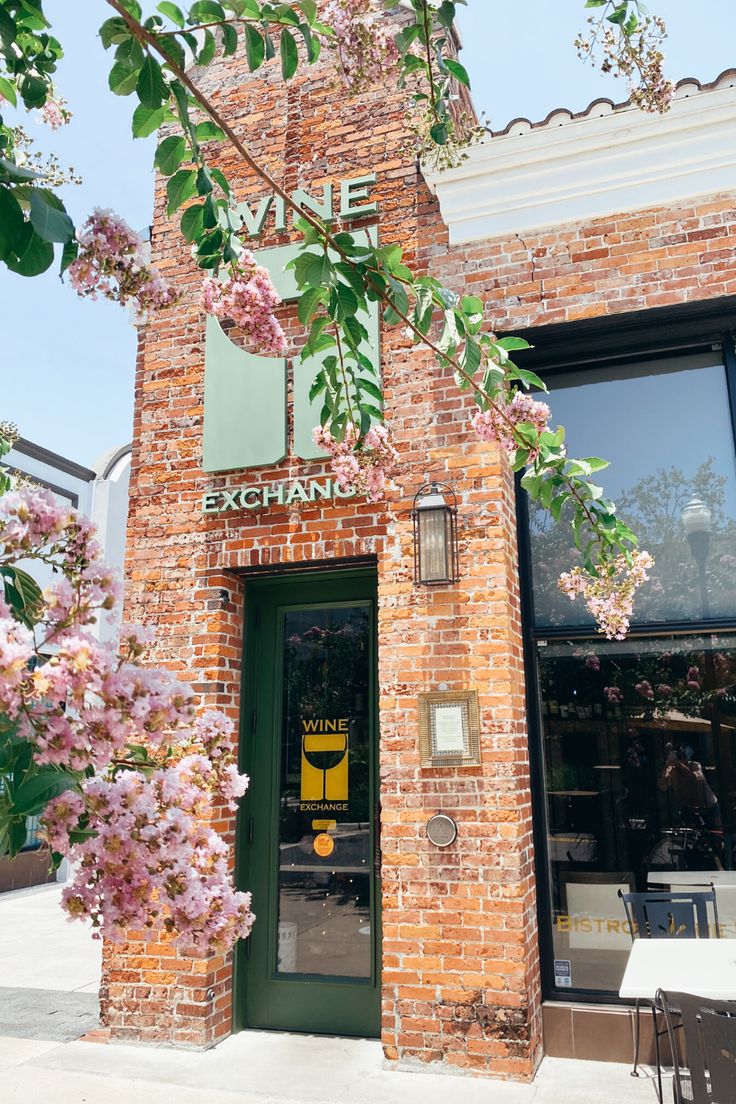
[313,832,335,857]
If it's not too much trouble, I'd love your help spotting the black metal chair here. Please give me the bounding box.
[657,989,736,1103]
[619,889,720,1102]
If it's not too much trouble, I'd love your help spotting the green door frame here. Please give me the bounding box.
[233,567,381,1037]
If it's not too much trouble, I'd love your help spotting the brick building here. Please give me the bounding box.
[105,10,736,1079]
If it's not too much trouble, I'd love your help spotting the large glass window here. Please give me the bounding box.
[525,341,736,1000]
[530,352,736,627]
[539,635,736,995]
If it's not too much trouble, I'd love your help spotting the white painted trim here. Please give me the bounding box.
[423,75,736,244]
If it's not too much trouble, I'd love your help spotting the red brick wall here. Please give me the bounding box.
[106,3,736,1080]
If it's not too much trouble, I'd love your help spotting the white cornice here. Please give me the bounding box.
[423,72,736,245]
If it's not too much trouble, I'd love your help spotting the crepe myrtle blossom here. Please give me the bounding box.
[322,0,399,94]
[1,487,253,953]
[41,715,253,953]
[559,550,655,640]
[604,685,624,704]
[202,254,287,357]
[313,421,399,502]
[67,209,178,314]
[471,391,551,461]
[38,96,71,130]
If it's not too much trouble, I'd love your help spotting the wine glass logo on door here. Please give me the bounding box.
[301,718,349,803]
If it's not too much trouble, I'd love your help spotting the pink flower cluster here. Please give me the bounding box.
[1,488,254,954]
[322,0,399,94]
[558,550,655,640]
[471,391,551,461]
[202,255,287,357]
[67,208,178,315]
[44,716,253,953]
[39,97,70,130]
[312,421,398,502]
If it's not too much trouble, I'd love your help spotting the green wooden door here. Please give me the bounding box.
[235,570,381,1037]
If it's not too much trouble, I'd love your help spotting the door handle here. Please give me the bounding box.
[373,804,382,879]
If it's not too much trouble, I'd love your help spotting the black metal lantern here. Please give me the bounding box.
[412,482,459,586]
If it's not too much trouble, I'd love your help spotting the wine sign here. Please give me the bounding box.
[300,718,349,811]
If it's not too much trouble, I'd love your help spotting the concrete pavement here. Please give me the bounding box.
[0,1031,661,1104]
[0,882,660,1103]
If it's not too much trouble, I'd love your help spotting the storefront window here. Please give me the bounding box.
[529,352,736,627]
[539,635,736,995]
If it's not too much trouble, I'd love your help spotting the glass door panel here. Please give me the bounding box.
[277,604,372,979]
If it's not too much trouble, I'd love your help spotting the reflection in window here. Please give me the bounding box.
[529,353,736,627]
[540,635,736,994]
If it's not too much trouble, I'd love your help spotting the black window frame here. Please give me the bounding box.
[512,296,736,1004]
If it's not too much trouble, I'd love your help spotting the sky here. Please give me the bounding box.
[1,0,734,466]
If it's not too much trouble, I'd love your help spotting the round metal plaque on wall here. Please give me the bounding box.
[426,813,457,848]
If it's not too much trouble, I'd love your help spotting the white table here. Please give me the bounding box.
[619,938,736,1001]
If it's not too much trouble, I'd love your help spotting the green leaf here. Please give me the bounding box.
[299,0,317,22]
[155,135,187,175]
[99,16,131,47]
[244,23,265,69]
[0,6,17,49]
[166,168,198,215]
[11,769,78,817]
[303,252,333,288]
[607,3,629,25]
[210,167,230,195]
[280,27,298,79]
[334,282,358,319]
[443,58,470,86]
[581,457,610,473]
[0,188,24,260]
[429,121,448,146]
[189,0,225,20]
[4,221,54,276]
[137,55,168,109]
[308,370,326,402]
[0,76,17,107]
[196,28,217,65]
[0,159,37,184]
[194,121,226,142]
[460,294,483,316]
[60,238,79,274]
[357,378,383,402]
[132,101,167,137]
[508,367,547,391]
[180,202,205,241]
[496,335,532,351]
[222,22,238,55]
[120,0,142,18]
[0,565,43,626]
[19,74,47,108]
[157,1,185,25]
[196,166,213,194]
[29,189,74,243]
[297,286,326,324]
[109,60,141,96]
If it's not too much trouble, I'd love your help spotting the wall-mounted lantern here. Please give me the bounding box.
[412,482,459,586]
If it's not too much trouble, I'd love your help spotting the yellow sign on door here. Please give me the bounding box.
[300,719,349,803]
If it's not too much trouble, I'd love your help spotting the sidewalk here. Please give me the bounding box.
[0,883,101,1043]
[0,1032,661,1104]
[0,883,660,1103]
